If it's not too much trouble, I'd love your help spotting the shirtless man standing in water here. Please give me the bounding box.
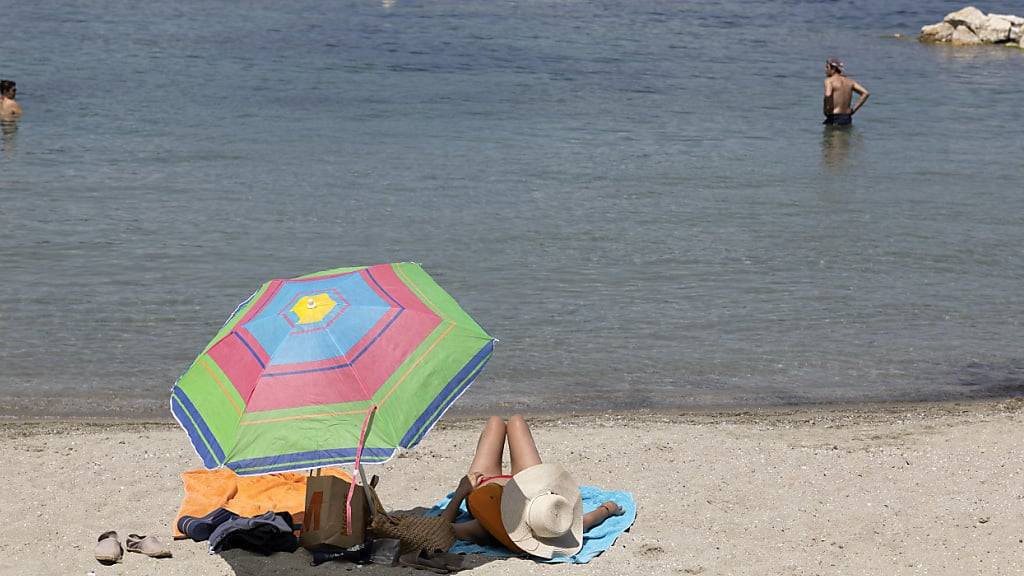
[1,80,23,119]
[823,58,868,126]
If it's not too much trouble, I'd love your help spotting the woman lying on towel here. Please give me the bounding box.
[438,415,624,559]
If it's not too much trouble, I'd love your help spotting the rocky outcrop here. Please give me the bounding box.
[921,22,955,42]
[951,25,982,45]
[993,13,1024,42]
[946,6,987,31]
[920,6,1024,48]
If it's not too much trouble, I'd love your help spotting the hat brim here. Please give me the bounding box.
[500,463,583,559]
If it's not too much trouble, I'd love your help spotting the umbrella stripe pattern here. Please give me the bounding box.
[171,263,494,475]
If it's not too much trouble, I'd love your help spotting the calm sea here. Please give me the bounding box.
[2,0,1023,418]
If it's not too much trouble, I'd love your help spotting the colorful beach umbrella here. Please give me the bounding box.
[171,262,495,476]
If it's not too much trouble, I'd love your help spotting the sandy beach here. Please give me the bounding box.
[1,400,1022,576]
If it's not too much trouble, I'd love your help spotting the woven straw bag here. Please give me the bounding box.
[366,483,455,554]
[370,512,456,554]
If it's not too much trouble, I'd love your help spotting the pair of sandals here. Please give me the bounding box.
[95,531,172,565]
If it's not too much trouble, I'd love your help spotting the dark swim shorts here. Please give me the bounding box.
[823,113,852,126]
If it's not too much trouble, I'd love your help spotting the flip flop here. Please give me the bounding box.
[125,534,172,558]
[94,531,123,565]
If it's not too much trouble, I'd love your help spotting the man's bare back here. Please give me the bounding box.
[823,59,868,126]
[0,100,21,119]
[0,80,22,119]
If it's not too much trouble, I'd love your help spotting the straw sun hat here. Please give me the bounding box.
[500,463,583,559]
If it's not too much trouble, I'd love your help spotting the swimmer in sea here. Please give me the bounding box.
[0,80,22,119]
[823,58,868,126]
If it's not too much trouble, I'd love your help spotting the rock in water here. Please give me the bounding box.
[951,25,982,45]
[1009,24,1023,42]
[920,6,1024,47]
[989,13,1024,26]
[944,6,988,31]
[920,22,954,42]
[975,16,1012,43]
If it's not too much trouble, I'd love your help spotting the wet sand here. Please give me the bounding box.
[1,400,1022,576]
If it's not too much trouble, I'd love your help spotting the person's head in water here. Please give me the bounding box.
[0,80,15,99]
[825,58,844,77]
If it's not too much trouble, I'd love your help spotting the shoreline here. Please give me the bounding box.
[5,378,1022,423]
[2,396,1020,429]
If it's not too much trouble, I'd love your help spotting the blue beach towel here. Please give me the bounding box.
[430,485,636,564]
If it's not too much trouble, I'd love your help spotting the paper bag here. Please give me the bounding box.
[299,472,371,551]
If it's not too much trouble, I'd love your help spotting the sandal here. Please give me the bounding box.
[94,531,123,565]
[125,533,172,558]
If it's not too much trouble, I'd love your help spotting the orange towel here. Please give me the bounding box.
[173,467,351,539]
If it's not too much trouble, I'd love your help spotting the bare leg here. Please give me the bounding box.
[507,414,542,474]
[445,417,507,525]
[452,519,493,545]
[468,416,506,476]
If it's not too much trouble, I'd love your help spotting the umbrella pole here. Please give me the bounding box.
[358,463,376,517]
[357,407,378,518]
[344,403,380,532]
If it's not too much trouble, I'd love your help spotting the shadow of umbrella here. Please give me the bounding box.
[219,545,500,575]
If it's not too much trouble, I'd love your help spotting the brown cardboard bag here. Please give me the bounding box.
[299,471,371,551]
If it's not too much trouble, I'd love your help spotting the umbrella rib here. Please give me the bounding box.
[392,266,491,338]
[394,307,493,341]
[378,321,456,408]
[394,264,440,313]
[321,322,374,406]
[319,326,401,450]
[233,324,287,417]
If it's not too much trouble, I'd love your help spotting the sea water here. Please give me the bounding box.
[2,0,1023,417]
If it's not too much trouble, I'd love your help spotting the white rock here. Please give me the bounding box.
[952,25,982,45]
[944,6,987,31]
[976,16,1012,43]
[989,13,1024,26]
[1010,24,1023,42]
[920,21,955,42]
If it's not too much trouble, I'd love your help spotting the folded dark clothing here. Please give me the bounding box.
[208,511,299,555]
[177,507,238,542]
